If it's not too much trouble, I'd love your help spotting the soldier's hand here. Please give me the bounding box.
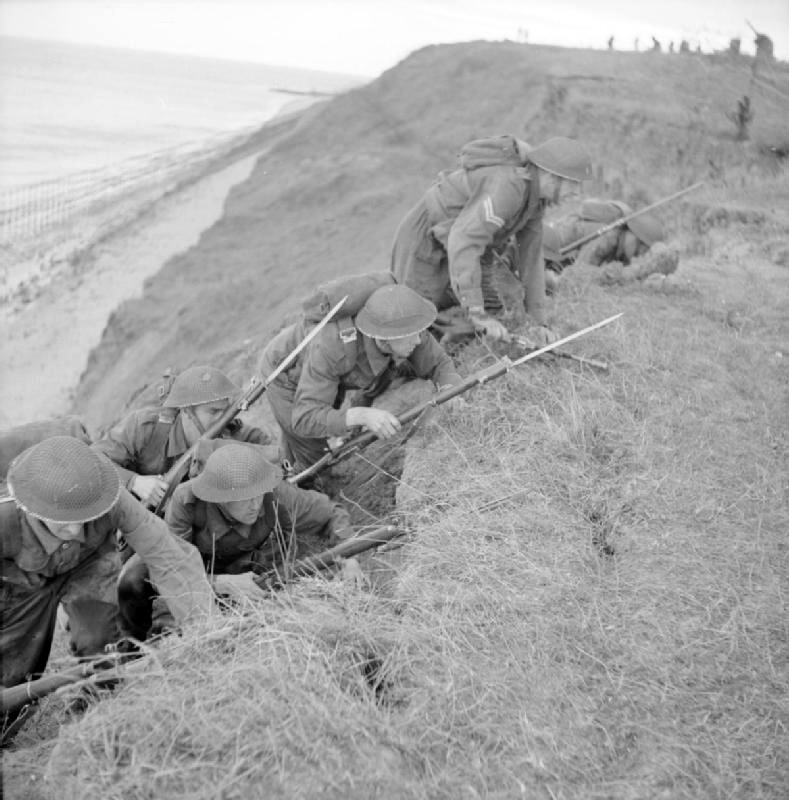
[437,384,466,413]
[337,557,368,589]
[530,325,559,347]
[346,407,402,439]
[212,572,266,602]
[131,474,169,505]
[468,309,509,341]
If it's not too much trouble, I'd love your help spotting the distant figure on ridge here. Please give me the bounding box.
[608,36,614,50]
[651,37,662,52]
[727,95,753,141]
[390,135,593,345]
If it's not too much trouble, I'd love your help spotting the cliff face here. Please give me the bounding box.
[72,40,789,429]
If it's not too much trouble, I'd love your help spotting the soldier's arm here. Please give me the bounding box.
[515,212,547,326]
[164,483,198,544]
[113,488,213,626]
[91,412,147,490]
[447,173,527,310]
[291,334,349,439]
[273,482,354,543]
[225,419,273,446]
[411,333,462,388]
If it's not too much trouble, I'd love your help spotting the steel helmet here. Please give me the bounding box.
[7,436,120,524]
[190,443,280,503]
[527,137,593,182]
[163,366,240,408]
[542,225,563,262]
[627,213,665,246]
[580,199,632,223]
[355,285,437,340]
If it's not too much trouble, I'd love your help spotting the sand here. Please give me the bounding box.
[0,152,262,429]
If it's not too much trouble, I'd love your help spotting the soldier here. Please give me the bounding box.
[118,443,357,639]
[259,284,462,472]
[92,365,272,510]
[543,199,665,274]
[1,436,213,738]
[391,135,593,344]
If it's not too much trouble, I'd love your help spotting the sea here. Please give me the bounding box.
[0,36,363,189]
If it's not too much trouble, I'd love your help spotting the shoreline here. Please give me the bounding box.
[0,97,322,430]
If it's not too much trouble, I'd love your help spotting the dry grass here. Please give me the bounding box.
[4,40,789,800]
[5,214,787,800]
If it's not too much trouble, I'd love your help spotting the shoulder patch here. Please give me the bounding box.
[483,196,505,228]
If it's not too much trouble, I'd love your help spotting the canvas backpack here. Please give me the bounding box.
[298,271,396,371]
[458,135,525,171]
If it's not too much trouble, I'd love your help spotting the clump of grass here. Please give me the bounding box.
[31,240,788,799]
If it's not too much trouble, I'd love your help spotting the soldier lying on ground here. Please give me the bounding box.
[542,198,665,273]
[117,443,355,639]
[258,284,462,474]
[390,134,593,344]
[92,365,272,510]
[1,436,212,742]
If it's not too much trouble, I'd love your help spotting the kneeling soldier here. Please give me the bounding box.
[93,365,272,509]
[1,436,212,739]
[259,284,462,472]
[117,443,354,638]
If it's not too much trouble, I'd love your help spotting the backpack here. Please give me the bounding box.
[299,271,396,369]
[458,135,526,170]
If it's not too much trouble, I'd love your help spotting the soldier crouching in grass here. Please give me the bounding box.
[117,443,356,636]
[542,199,678,290]
[258,284,463,476]
[391,134,593,345]
[0,436,213,743]
[92,365,273,510]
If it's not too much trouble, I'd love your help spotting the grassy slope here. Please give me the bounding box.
[5,42,788,800]
[72,41,789,431]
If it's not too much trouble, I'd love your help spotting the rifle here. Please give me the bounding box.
[289,312,623,485]
[153,296,348,513]
[1,527,404,718]
[558,182,705,255]
[255,525,404,587]
[510,335,609,371]
[1,652,140,718]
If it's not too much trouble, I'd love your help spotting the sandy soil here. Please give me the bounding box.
[0,152,263,429]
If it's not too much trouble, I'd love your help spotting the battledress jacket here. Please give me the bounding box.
[1,487,212,626]
[421,162,546,321]
[92,407,270,489]
[264,320,462,440]
[166,480,354,572]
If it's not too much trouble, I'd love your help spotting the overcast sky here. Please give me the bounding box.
[1,0,787,75]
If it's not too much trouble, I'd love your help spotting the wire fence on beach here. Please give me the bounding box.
[0,128,257,303]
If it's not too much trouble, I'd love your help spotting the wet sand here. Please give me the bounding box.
[0,152,262,429]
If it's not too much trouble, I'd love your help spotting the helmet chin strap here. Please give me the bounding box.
[183,406,207,437]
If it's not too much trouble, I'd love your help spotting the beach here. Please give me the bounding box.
[0,98,322,430]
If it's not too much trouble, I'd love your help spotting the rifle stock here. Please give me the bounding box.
[152,296,349,513]
[558,181,704,255]
[255,525,404,588]
[289,313,623,485]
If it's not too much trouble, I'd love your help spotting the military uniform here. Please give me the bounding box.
[259,319,461,469]
[166,479,353,574]
[1,480,211,687]
[545,200,663,270]
[92,407,269,491]
[391,140,547,325]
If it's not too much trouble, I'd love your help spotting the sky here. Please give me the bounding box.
[0,0,787,76]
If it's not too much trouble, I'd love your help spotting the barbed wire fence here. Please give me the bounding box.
[0,127,258,305]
